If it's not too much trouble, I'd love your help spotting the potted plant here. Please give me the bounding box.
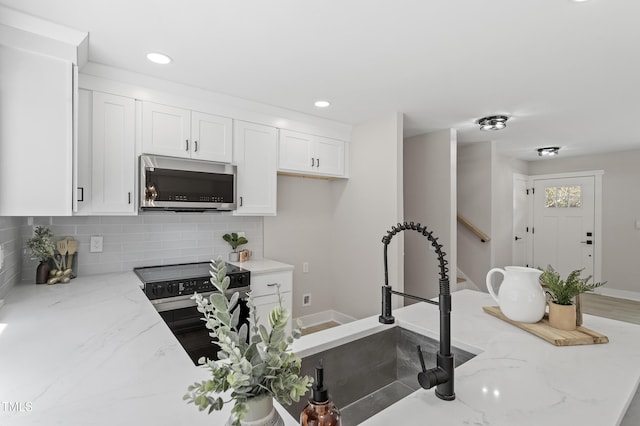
[184,257,312,426]
[223,232,248,262]
[26,226,56,284]
[539,265,606,330]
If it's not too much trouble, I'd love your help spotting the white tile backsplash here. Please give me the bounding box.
[0,216,23,298]
[21,214,263,278]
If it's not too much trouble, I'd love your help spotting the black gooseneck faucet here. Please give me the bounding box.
[379,221,455,401]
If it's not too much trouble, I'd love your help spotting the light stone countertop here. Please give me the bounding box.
[229,258,295,274]
[1,272,639,426]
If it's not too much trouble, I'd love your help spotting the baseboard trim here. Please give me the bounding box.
[295,310,357,329]
[595,287,640,302]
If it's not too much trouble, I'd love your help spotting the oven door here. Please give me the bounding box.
[159,297,250,365]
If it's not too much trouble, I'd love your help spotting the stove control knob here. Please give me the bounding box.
[151,284,165,297]
[167,283,178,295]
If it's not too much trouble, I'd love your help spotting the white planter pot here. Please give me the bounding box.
[225,395,284,426]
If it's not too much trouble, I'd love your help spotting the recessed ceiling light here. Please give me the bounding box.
[537,147,560,157]
[476,115,509,131]
[314,100,331,108]
[146,52,172,65]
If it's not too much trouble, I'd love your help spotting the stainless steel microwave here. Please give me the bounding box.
[139,154,237,212]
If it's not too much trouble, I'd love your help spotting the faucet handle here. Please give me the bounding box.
[417,345,427,373]
[417,345,450,390]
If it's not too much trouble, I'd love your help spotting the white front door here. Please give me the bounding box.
[532,175,596,279]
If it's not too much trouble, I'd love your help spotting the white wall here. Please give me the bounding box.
[330,113,404,319]
[492,152,520,270]
[528,149,640,296]
[264,176,334,318]
[0,217,23,298]
[457,142,492,289]
[404,129,457,301]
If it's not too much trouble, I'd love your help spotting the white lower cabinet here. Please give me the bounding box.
[233,121,278,216]
[76,90,136,215]
[250,270,293,335]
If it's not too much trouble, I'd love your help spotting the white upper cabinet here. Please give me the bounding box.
[141,101,232,163]
[190,111,233,162]
[233,121,277,216]
[0,45,74,216]
[76,90,136,215]
[278,129,345,177]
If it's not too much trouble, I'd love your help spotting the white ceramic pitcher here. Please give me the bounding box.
[486,266,546,323]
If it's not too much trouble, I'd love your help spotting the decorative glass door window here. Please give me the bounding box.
[545,185,582,208]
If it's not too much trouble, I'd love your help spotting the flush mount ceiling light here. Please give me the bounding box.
[477,115,509,131]
[537,147,560,157]
[146,52,172,65]
[314,100,331,108]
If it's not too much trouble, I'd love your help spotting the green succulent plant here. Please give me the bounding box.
[26,226,55,263]
[539,265,606,306]
[183,257,312,425]
[222,232,248,252]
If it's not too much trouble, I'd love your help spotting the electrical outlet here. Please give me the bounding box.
[303,262,309,273]
[302,293,311,307]
[90,235,104,253]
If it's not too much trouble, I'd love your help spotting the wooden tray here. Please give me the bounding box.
[483,306,609,346]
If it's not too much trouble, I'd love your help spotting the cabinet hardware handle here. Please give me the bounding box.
[267,283,278,287]
[185,139,189,151]
[317,158,320,168]
[240,196,243,207]
[311,158,315,167]
[194,140,198,152]
[77,187,84,202]
[128,192,132,204]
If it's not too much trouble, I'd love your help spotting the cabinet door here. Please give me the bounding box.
[141,102,190,158]
[252,291,293,335]
[278,129,314,173]
[91,92,136,214]
[0,45,73,216]
[190,111,233,163]
[315,136,345,176]
[75,89,92,215]
[234,121,277,216]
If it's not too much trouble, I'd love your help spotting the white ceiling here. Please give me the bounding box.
[2,0,639,160]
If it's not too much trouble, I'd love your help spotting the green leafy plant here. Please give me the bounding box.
[539,265,606,305]
[184,257,312,425]
[26,226,55,263]
[222,232,248,252]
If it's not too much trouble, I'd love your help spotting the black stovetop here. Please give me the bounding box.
[134,261,245,284]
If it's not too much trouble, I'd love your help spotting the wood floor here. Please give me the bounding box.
[580,293,640,325]
[301,321,341,336]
